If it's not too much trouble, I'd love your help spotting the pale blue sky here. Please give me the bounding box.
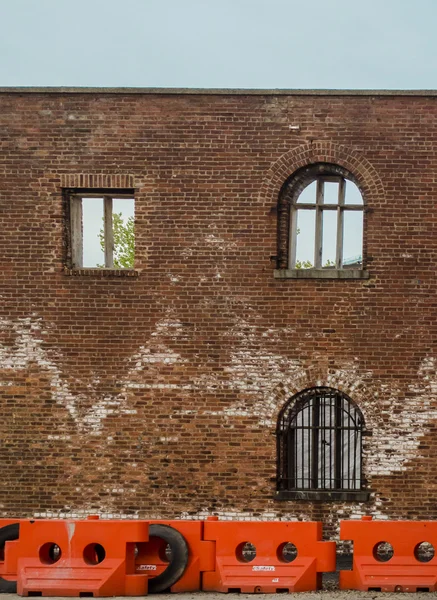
[82,199,134,267]
[295,181,363,267]
[0,0,436,89]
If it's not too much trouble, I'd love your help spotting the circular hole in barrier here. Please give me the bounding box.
[236,541,256,563]
[40,542,62,565]
[83,543,106,565]
[415,541,435,563]
[277,542,298,563]
[373,541,394,562]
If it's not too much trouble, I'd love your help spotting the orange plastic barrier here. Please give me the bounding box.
[5,517,149,597]
[0,519,22,588]
[135,520,215,592]
[0,518,23,529]
[340,517,437,592]
[202,519,336,593]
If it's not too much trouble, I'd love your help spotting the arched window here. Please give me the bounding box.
[276,164,367,279]
[276,387,367,500]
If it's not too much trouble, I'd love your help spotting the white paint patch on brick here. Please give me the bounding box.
[32,510,140,520]
[181,224,238,259]
[0,316,137,435]
[81,393,138,436]
[364,356,437,475]
[177,508,301,522]
[0,313,188,435]
[125,382,195,390]
[180,246,194,259]
[174,314,437,481]
[0,316,81,422]
[129,345,185,367]
[221,355,437,476]
[124,316,188,397]
[150,318,185,339]
[218,349,305,426]
[205,233,238,252]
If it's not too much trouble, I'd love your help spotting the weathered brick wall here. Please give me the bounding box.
[1,90,436,537]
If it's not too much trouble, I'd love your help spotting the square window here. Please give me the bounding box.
[66,190,135,269]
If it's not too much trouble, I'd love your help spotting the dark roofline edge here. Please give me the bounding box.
[0,87,437,96]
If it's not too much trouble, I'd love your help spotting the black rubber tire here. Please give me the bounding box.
[0,523,19,593]
[147,524,189,593]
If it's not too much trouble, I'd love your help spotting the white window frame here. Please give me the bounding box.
[69,192,134,269]
[289,176,364,270]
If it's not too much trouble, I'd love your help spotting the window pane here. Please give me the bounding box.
[112,198,135,269]
[343,429,361,489]
[295,209,315,268]
[318,397,335,489]
[82,198,104,268]
[323,181,339,205]
[113,198,134,219]
[344,181,363,205]
[296,180,316,204]
[322,210,337,268]
[343,211,363,267]
[295,404,311,489]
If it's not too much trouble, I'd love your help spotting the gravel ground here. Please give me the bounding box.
[0,594,434,600]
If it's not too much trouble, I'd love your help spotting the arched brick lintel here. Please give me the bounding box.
[260,141,385,206]
[269,374,374,429]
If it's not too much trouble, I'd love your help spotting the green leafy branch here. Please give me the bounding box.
[98,213,134,268]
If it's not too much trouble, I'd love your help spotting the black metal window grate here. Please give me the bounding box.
[276,387,364,492]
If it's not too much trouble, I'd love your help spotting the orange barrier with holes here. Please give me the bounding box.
[340,517,437,592]
[202,519,335,593]
[135,520,215,592]
[5,517,149,597]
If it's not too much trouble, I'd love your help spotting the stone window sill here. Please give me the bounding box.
[64,267,139,278]
[274,269,369,280]
[275,490,371,502]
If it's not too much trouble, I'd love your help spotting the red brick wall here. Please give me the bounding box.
[0,91,436,535]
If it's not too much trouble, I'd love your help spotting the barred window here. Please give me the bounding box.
[276,387,367,500]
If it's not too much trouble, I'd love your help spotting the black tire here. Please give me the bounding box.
[147,524,189,593]
[0,523,19,593]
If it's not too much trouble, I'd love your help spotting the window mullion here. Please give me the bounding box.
[314,180,323,268]
[104,196,114,268]
[289,205,298,268]
[336,178,345,269]
[70,195,83,268]
[334,393,343,489]
[311,396,320,489]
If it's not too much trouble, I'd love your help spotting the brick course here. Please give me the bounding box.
[1,90,437,537]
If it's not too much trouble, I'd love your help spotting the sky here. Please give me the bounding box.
[295,181,363,268]
[82,199,134,267]
[0,0,436,89]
